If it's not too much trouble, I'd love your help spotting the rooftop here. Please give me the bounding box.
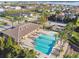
[1,23,40,42]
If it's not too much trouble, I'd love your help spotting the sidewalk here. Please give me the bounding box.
[59,42,69,58]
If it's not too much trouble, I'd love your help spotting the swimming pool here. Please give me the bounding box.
[34,32,59,55]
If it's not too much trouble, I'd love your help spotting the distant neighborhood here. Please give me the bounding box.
[0,1,79,58]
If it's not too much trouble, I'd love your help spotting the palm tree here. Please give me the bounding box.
[24,47,38,57]
[76,18,79,26]
[39,11,50,28]
[5,16,14,28]
[64,53,79,58]
[55,10,63,22]
[14,16,20,24]
[0,36,38,58]
[6,36,13,48]
[0,37,5,55]
[39,15,45,25]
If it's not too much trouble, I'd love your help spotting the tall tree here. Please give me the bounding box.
[14,16,24,24]
[0,37,5,50]
[0,36,38,58]
[39,11,50,26]
[6,36,13,48]
[5,16,14,28]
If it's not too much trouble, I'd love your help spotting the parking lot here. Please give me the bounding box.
[0,17,14,31]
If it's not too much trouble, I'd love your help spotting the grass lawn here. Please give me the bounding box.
[72,31,79,41]
[76,19,79,26]
[71,18,79,41]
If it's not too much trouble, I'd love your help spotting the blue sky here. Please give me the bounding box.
[37,1,79,6]
[0,1,79,6]
[51,1,79,6]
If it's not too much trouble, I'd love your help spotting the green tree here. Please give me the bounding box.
[0,37,5,57]
[40,15,46,25]
[0,37,5,49]
[14,16,24,24]
[39,11,50,27]
[0,36,37,58]
[26,49,37,58]
[76,18,79,26]
[55,10,61,14]
[5,16,14,28]
[6,36,13,48]
[61,17,79,56]
[62,22,74,41]
[64,53,79,58]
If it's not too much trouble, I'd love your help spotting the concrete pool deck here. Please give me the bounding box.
[19,29,60,58]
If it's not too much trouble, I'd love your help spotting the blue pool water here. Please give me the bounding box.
[34,33,59,55]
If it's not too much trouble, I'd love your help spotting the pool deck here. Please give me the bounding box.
[19,29,63,58]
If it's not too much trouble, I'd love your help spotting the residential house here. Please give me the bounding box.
[0,23,40,44]
[0,8,5,14]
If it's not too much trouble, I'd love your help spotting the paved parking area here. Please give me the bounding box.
[48,21,67,27]
[0,17,15,31]
[0,25,14,31]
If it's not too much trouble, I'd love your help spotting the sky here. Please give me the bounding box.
[47,1,79,6]
[0,1,79,6]
[34,1,79,6]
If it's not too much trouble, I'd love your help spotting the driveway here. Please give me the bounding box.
[0,25,14,31]
[48,21,67,27]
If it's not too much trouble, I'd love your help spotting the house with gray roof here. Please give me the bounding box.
[0,23,40,43]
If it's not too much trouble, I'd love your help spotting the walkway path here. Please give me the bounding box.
[59,42,69,58]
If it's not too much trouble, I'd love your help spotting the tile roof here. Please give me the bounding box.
[2,23,39,42]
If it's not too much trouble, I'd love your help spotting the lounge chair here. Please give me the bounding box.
[51,48,60,57]
[31,42,35,45]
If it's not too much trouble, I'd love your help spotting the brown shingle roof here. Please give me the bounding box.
[2,23,40,42]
